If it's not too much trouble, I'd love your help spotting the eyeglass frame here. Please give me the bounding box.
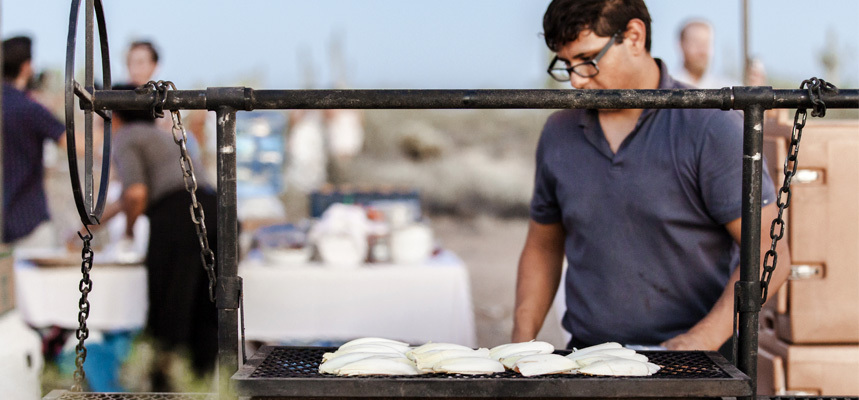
[547,30,623,82]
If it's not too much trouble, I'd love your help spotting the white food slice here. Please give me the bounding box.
[414,348,490,372]
[568,342,622,356]
[339,337,410,349]
[513,354,578,376]
[407,342,473,360]
[339,338,411,353]
[578,359,661,376]
[499,354,527,369]
[319,353,406,374]
[489,341,554,361]
[336,357,422,376]
[571,353,649,368]
[566,347,637,362]
[323,344,406,362]
[432,357,506,375]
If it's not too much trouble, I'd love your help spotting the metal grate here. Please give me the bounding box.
[250,346,728,380]
[43,391,215,400]
[232,346,751,398]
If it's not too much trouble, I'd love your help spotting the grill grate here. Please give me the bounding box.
[233,346,752,398]
[44,392,215,400]
[250,346,728,380]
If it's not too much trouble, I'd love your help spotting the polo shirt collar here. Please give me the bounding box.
[578,58,675,157]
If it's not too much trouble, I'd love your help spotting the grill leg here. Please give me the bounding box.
[737,103,765,399]
[216,106,239,400]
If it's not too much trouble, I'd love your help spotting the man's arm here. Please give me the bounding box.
[661,202,791,350]
[121,183,148,238]
[512,219,566,342]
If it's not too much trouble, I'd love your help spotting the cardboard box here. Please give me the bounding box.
[0,245,13,315]
[758,315,859,396]
[763,117,859,344]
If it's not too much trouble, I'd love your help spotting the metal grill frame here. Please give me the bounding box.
[80,85,859,400]
[231,346,751,398]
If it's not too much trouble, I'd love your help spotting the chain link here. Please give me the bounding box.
[761,77,836,303]
[140,80,218,302]
[71,225,95,392]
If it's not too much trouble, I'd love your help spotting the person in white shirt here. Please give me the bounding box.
[674,19,734,88]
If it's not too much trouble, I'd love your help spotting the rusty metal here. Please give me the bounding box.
[89,87,859,111]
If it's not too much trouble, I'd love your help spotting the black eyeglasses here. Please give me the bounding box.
[547,31,622,82]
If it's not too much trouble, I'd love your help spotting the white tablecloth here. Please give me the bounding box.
[14,260,147,331]
[240,251,477,347]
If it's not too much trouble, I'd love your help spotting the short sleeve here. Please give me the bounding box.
[112,136,147,189]
[25,101,64,142]
[530,120,562,224]
[697,110,777,224]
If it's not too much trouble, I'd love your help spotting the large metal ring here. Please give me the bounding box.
[64,0,112,225]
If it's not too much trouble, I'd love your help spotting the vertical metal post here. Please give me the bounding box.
[737,103,765,398]
[215,106,239,400]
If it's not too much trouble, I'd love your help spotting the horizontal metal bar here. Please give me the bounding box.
[91,88,859,111]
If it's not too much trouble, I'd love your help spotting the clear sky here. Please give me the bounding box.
[3,0,857,90]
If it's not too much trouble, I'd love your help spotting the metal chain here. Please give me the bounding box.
[71,225,96,392]
[760,77,836,303]
[141,80,218,302]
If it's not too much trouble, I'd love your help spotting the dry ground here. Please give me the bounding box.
[430,215,567,349]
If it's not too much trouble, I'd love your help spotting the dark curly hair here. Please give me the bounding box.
[543,0,651,53]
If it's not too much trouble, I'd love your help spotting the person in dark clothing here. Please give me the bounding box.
[2,36,66,246]
[96,84,218,390]
[514,0,790,353]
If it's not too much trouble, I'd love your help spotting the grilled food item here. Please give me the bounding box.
[319,353,407,374]
[568,342,622,355]
[322,343,407,362]
[432,357,506,375]
[407,342,474,360]
[570,353,649,368]
[489,341,555,361]
[414,348,491,373]
[566,347,639,363]
[336,357,422,376]
[339,337,411,353]
[513,354,578,377]
[578,358,661,376]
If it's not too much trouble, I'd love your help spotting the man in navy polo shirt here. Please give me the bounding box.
[513,0,790,353]
[2,36,66,246]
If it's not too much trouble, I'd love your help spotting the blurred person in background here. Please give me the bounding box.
[745,57,768,86]
[86,84,218,391]
[323,108,364,184]
[126,40,159,86]
[674,19,734,88]
[514,0,789,356]
[2,35,66,248]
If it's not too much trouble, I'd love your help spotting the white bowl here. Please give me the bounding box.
[261,247,312,266]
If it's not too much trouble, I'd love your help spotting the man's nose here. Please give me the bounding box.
[570,74,589,89]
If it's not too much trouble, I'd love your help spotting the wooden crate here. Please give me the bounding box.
[763,116,859,344]
[758,314,859,396]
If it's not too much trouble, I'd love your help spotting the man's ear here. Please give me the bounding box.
[20,59,34,80]
[624,18,648,56]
